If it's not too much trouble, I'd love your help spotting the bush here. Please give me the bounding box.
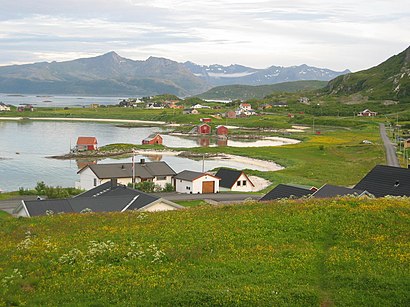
[163,183,174,192]
[134,181,156,193]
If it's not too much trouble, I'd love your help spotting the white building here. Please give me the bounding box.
[76,160,176,191]
[174,170,220,194]
[0,102,11,111]
[215,168,255,192]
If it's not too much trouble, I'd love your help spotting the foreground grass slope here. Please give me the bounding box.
[1,198,409,306]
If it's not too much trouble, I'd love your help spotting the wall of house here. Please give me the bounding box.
[230,173,254,192]
[190,175,219,194]
[79,168,102,190]
[153,175,173,188]
[175,179,194,193]
[101,177,134,187]
[15,205,28,217]
[142,201,178,212]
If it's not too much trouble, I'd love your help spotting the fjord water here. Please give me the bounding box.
[0,120,282,191]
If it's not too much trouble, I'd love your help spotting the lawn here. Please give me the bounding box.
[0,198,408,306]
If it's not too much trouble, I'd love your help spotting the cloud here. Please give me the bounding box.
[0,0,409,70]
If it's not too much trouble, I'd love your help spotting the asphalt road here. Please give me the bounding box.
[379,123,400,167]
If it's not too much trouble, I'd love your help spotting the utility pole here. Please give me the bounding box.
[132,150,136,189]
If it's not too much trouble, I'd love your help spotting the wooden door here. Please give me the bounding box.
[202,181,214,193]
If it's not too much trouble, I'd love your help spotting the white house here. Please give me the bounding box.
[215,168,255,192]
[239,103,252,111]
[0,102,11,111]
[174,170,220,194]
[192,104,211,109]
[76,160,176,191]
[14,181,183,217]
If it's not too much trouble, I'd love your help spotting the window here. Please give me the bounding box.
[156,176,166,181]
[243,180,247,186]
[186,186,191,190]
[93,178,97,186]
[237,181,241,186]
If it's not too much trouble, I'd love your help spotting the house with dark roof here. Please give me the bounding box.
[14,181,183,217]
[76,137,98,151]
[311,184,370,198]
[76,160,176,191]
[215,168,255,192]
[354,165,410,197]
[174,170,220,194]
[259,184,313,201]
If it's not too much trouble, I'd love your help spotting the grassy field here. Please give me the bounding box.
[181,125,384,188]
[0,198,409,306]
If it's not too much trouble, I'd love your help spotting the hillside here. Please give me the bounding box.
[1,198,408,306]
[323,46,410,102]
[197,80,328,100]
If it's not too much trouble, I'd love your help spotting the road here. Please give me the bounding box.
[379,123,400,167]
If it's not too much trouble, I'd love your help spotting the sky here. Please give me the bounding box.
[0,0,409,72]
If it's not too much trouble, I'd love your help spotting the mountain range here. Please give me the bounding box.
[0,52,349,96]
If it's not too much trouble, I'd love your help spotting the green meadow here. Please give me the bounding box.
[0,198,409,306]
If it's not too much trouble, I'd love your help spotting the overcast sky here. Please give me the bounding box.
[0,0,409,71]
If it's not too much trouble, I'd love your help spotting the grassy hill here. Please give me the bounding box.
[323,46,410,102]
[1,198,409,306]
[197,80,328,100]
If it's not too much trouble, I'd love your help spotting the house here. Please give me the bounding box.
[236,108,256,117]
[273,102,288,108]
[0,102,10,111]
[192,104,210,109]
[76,160,176,191]
[259,184,313,201]
[215,168,255,192]
[17,104,34,112]
[287,113,295,118]
[146,103,164,109]
[89,104,99,108]
[225,110,237,118]
[239,103,252,110]
[197,123,211,134]
[357,109,377,117]
[311,184,370,198]
[404,139,410,149]
[183,108,199,114]
[76,137,98,152]
[216,125,228,136]
[354,165,410,197]
[142,134,163,145]
[174,170,220,194]
[259,103,272,110]
[14,180,183,217]
[299,97,310,104]
[200,118,212,123]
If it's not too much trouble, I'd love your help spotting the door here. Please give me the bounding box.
[202,181,215,193]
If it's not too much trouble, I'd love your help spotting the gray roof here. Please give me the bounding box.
[215,168,252,188]
[312,184,366,198]
[260,184,312,201]
[79,161,176,179]
[21,182,181,217]
[174,170,218,181]
[354,165,410,197]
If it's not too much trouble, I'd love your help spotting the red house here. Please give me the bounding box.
[76,137,98,151]
[197,124,211,134]
[200,118,212,123]
[142,134,163,145]
[216,125,228,136]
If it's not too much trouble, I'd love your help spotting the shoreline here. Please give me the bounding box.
[0,116,167,125]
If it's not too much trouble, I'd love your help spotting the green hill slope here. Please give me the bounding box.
[324,46,410,102]
[1,198,408,306]
[197,80,328,100]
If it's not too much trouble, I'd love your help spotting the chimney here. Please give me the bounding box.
[140,158,145,165]
[111,178,118,188]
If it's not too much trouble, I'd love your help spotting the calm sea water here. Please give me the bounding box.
[0,93,123,107]
[0,120,279,191]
